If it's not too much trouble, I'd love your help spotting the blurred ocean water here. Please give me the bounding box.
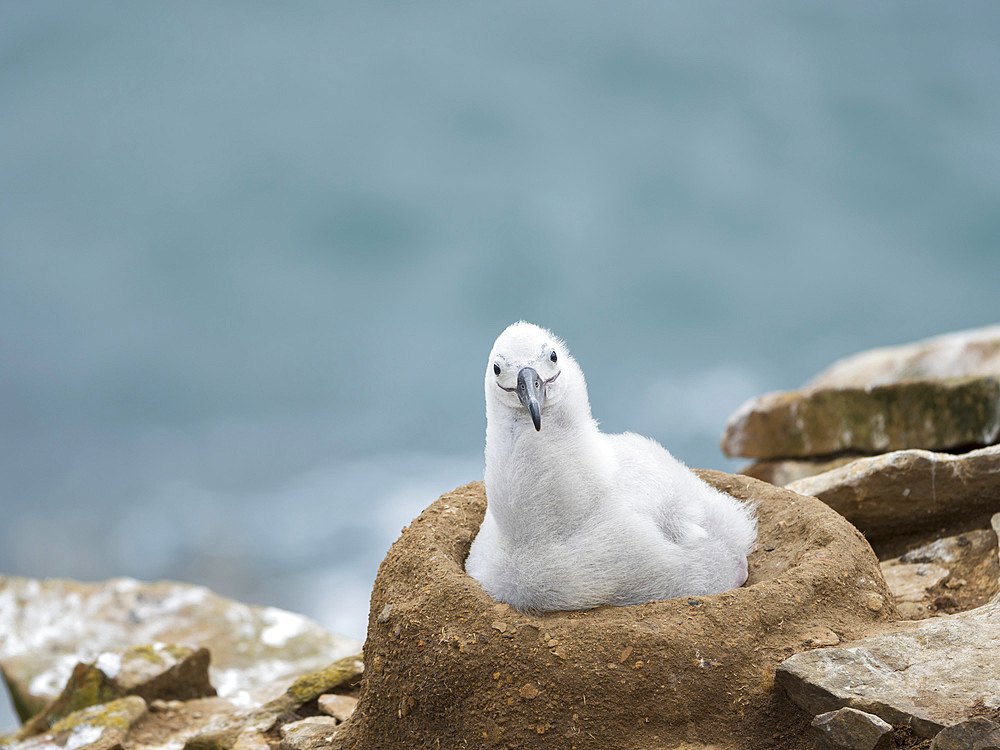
[2,0,1000,730]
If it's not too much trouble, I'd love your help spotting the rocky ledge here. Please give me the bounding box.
[5,325,1000,750]
[724,325,1000,747]
[0,577,363,750]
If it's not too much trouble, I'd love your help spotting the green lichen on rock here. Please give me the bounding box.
[16,662,122,738]
[48,695,147,735]
[182,655,362,750]
[723,376,1000,460]
[268,654,363,713]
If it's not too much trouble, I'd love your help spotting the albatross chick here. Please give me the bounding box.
[465,321,757,612]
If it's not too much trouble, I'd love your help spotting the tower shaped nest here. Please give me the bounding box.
[332,472,896,750]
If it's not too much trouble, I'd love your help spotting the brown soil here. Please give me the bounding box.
[332,472,897,750]
[127,696,236,748]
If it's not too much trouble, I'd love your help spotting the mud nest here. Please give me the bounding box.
[333,471,897,750]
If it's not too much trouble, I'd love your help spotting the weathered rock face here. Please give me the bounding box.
[331,476,895,750]
[0,577,361,722]
[786,445,1000,543]
[182,655,363,750]
[775,597,1000,739]
[11,643,215,740]
[806,325,1000,389]
[723,376,1000,460]
[877,527,1000,619]
[741,457,859,489]
[723,325,1000,462]
[930,717,1000,750]
[810,707,892,750]
[0,654,363,750]
[4,695,149,750]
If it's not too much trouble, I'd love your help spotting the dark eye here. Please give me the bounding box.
[550,350,558,363]
[493,363,501,376]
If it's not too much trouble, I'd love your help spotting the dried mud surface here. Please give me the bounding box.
[332,472,897,750]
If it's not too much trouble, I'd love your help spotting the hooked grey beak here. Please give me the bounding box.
[517,367,545,431]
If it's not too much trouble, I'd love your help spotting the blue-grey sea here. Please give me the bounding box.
[2,0,1000,731]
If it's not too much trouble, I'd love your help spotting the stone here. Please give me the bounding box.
[880,528,1000,617]
[807,325,1000,390]
[740,456,859,487]
[279,717,341,750]
[331,476,896,749]
[102,643,216,703]
[880,562,950,603]
[787,445,1000,542]
[722,376,1000,460]
[183,654,362,750]
[724,326,1000,461]
[317,694,357,723]
[811,707,892,750]
[13,661,121,739]
[0,577,361,722]
[1,696,148,750]
[776,598,1000,738]
[12,643,215,740]
[931,717,1000,750]
[898,529,999,567]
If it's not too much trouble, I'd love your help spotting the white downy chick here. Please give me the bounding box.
[465,321,757,612]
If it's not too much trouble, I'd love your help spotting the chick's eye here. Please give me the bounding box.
[550,350,558,363]
[493,363,501,376]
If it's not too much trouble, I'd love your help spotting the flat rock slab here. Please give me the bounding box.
[722,376,1000,460]
[807,325,1000,390]
[0,577,361,722]
[741,457,860,488]
[724,325,1000,461]
[776,599,1000,738]
[879,562,949,603]
[332,475,895,750]
[787,445,1000,543]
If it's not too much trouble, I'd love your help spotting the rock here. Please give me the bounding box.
[101,643,216,704]
[722,376,1000,460]
[931,717,1000,750]
[14,661,121,738]
[1,696,148,750]
[183,654,362,750]
[741,456,859,487]
[317,694,357,723]
[898,529,999,567]
[811,707,892,750]
[807,325,1000,389]
[880,562,950,603]
[724,326,1000,460]
[786,445,1000,543]
[878,528,1000,617]
[331,476,895,750]
[10,643,216,740]
[0,576,361,722]
[776,598,1000,738]
[279,717,341,750]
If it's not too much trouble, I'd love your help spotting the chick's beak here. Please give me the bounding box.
[517,367,545,431]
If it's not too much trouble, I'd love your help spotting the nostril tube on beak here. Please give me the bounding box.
[516,367,545,431]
